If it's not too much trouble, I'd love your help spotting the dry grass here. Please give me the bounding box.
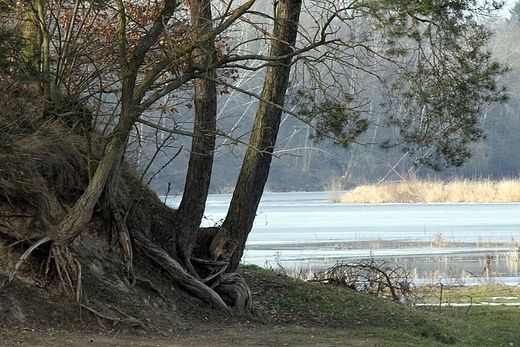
[341,178,520,203]
[0,78,108,216]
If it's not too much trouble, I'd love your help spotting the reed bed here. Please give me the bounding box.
[341,178,520,203]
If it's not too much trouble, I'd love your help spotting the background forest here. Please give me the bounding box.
[133,4,520,195]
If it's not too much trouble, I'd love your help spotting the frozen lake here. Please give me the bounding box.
[166,191,520,284]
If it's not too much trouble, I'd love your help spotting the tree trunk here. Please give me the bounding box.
[44,107,136,296]
[173,0,217,273]
[52,111,136,247]
[222,0,302,272]
[35,0,51,103]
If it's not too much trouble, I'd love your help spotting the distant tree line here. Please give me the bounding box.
[144,4,519,195]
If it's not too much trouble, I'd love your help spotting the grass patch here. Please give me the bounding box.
[341,177,520,203]
[416,283,520,306]
[240,265,520,346]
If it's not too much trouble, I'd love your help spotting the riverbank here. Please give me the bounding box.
[243,238,520,285]
[3,265,520,346]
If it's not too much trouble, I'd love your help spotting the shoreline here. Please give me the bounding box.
[243,239,520,285]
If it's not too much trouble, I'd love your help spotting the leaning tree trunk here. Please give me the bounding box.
[222,0,302,272]
[173,0,217,275]
[41,0,178,283]
[52,102,137,249]
[30,105,138,294]
[48,0,179,274]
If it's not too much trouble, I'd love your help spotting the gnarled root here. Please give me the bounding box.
[9,237,83,301]
[9,235,52,282]
[112,208,135,284]
[213,272,252,313]
[130,228,231,314]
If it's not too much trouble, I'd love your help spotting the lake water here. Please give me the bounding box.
[166,191,520,285]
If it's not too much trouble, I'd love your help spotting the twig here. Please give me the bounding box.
[310,258,414,304]
[134,276,167,303]
[438,282,444,313]
[80,304,145,329]
[74,258,82,304]
[465,297,473,316]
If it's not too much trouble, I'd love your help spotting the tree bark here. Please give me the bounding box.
[173,0,217,273]
[222,0,302,272]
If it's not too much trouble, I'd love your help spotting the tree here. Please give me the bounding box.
[220,0,507,274]
[5,0,255,311]
[2,0,507,315]
[222,0,303,272]
[173,0,218,276]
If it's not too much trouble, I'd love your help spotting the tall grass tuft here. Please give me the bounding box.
[341,177,520,203]
[324,176,345,203]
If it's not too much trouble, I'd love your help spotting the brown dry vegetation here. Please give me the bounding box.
[341,178,520,203]
[0,81,199,335]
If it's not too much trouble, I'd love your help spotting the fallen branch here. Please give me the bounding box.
[310,257,414,304]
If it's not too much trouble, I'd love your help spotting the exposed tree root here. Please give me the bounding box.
[111,208,135,284]
[47,244,81,298]
[8,235,84,301]
[213,272,252,313]
[192,257,229,284]
[191,228,252,313]
[74,258,82,303]
[9,235,52,282]
[130,228,231,314]
[80,303,147,330]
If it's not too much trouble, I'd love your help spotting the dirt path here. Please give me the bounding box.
[1,327,378,347]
